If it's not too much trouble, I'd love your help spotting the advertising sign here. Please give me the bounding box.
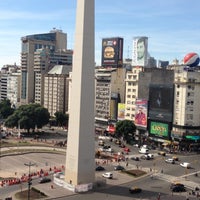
[135,99,148,128]
[101,37,123,67]
[117,103,125,121]
[150,121,169,137]
[132,37,148,67]
[148,84,174,122]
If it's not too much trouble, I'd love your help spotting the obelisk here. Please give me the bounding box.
[65,0,95,190]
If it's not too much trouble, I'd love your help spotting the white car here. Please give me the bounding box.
[165,158,175,164]
[102,172,113,179]
[180,162,191,168]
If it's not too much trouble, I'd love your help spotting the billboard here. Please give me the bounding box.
[148,84,174,122]
[117,103,125,121]
[101,37,123,67]
[132,36,148,67]
[149,121,170,138]
[135,99,148,128]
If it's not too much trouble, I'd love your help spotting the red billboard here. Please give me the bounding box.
[134,99,148,128]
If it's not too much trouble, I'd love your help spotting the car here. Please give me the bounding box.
[172,156,179,161]
[139,148,149,154]
[114,165,125,171]
[95,166,105,171]
[129,186,142,194]
[102,172,113,179]
[146,153,154,159]
[165,158,175,164]
[98,140,105,146]
[180,162,191,168]
[119,143,126,148]
[115,139,121,145]
[170,183,185,192]
[38,177,51,184]
[158,151,166,156]
[170,183,185,189]
[124,147,130,152]
[131,156,140,161]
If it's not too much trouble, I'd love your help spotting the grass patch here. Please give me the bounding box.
[124,169,147,177]
[15,187,47,200]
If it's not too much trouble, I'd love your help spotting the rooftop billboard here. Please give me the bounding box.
[101,37,123,67]
[132,36,148,67]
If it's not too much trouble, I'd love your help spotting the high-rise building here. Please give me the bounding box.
[20,29,67,104]
[34,48,72,105]
[0,65,21,107]
[43,65,71,116]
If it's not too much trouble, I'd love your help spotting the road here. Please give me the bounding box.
[0,134,200,200]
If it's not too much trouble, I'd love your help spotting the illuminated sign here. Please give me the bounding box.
[150,121,168,137]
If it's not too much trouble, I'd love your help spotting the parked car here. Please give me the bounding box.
[170,183,185,192]
[115,139,121,145]
[158,151,166,156]
[180,162,191,168]
[129,186,142,194]
[114,165,125,171]
[124,147,130,152]
[98,140,105,146]
[102,172,113,179]
[38,177,51,184]
[131,156,140,161]
[172,156,179,161]
[139,148,149,154]
[95,166,105,171]
[165,158,175,164]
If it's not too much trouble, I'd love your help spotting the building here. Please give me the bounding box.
[95,67,126,131]
[0,65,21,107]
[43,65,71,117]
[34,48,73,105]
[20,29,67,104]
[125,65,200,149]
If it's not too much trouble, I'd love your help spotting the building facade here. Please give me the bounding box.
[20,29,67,104]
[43,65,71,117]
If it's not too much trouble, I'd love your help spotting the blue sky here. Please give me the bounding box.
[0,0,200,67]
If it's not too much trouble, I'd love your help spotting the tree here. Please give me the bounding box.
[5,104,50,133]
[115,120,136,142]
[0,99,14,119]
[54,111,68,127]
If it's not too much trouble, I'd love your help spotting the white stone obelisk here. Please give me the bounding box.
[65,0,95,189]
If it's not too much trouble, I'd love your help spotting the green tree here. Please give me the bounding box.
[115,120,136,142]
[54,111,68,127]
[4,104,50,133]
[0,99,14,119]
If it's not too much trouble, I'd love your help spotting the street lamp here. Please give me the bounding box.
[24,162,35,200]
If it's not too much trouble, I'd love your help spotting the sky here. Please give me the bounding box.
[0,0,200,68]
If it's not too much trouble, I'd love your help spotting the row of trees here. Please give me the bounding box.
[0,99,136,142]
[0,99,68,133]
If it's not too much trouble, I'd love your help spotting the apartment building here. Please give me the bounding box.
[34,48,73,105]
[20,29,67,104]
[172,67,200,148]
[43,65,71,117]
[95,67,126,131]
[0,65,21,107]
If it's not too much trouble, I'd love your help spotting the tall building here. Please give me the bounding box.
[20,29,67,104]
[43,65,71,116]
[65,0,95,191]
[95,67,126,131]
[0,65,21,107]
[34,48,72,105]
[132,36,148,67]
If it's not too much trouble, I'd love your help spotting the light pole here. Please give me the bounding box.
[24,162,35,200]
